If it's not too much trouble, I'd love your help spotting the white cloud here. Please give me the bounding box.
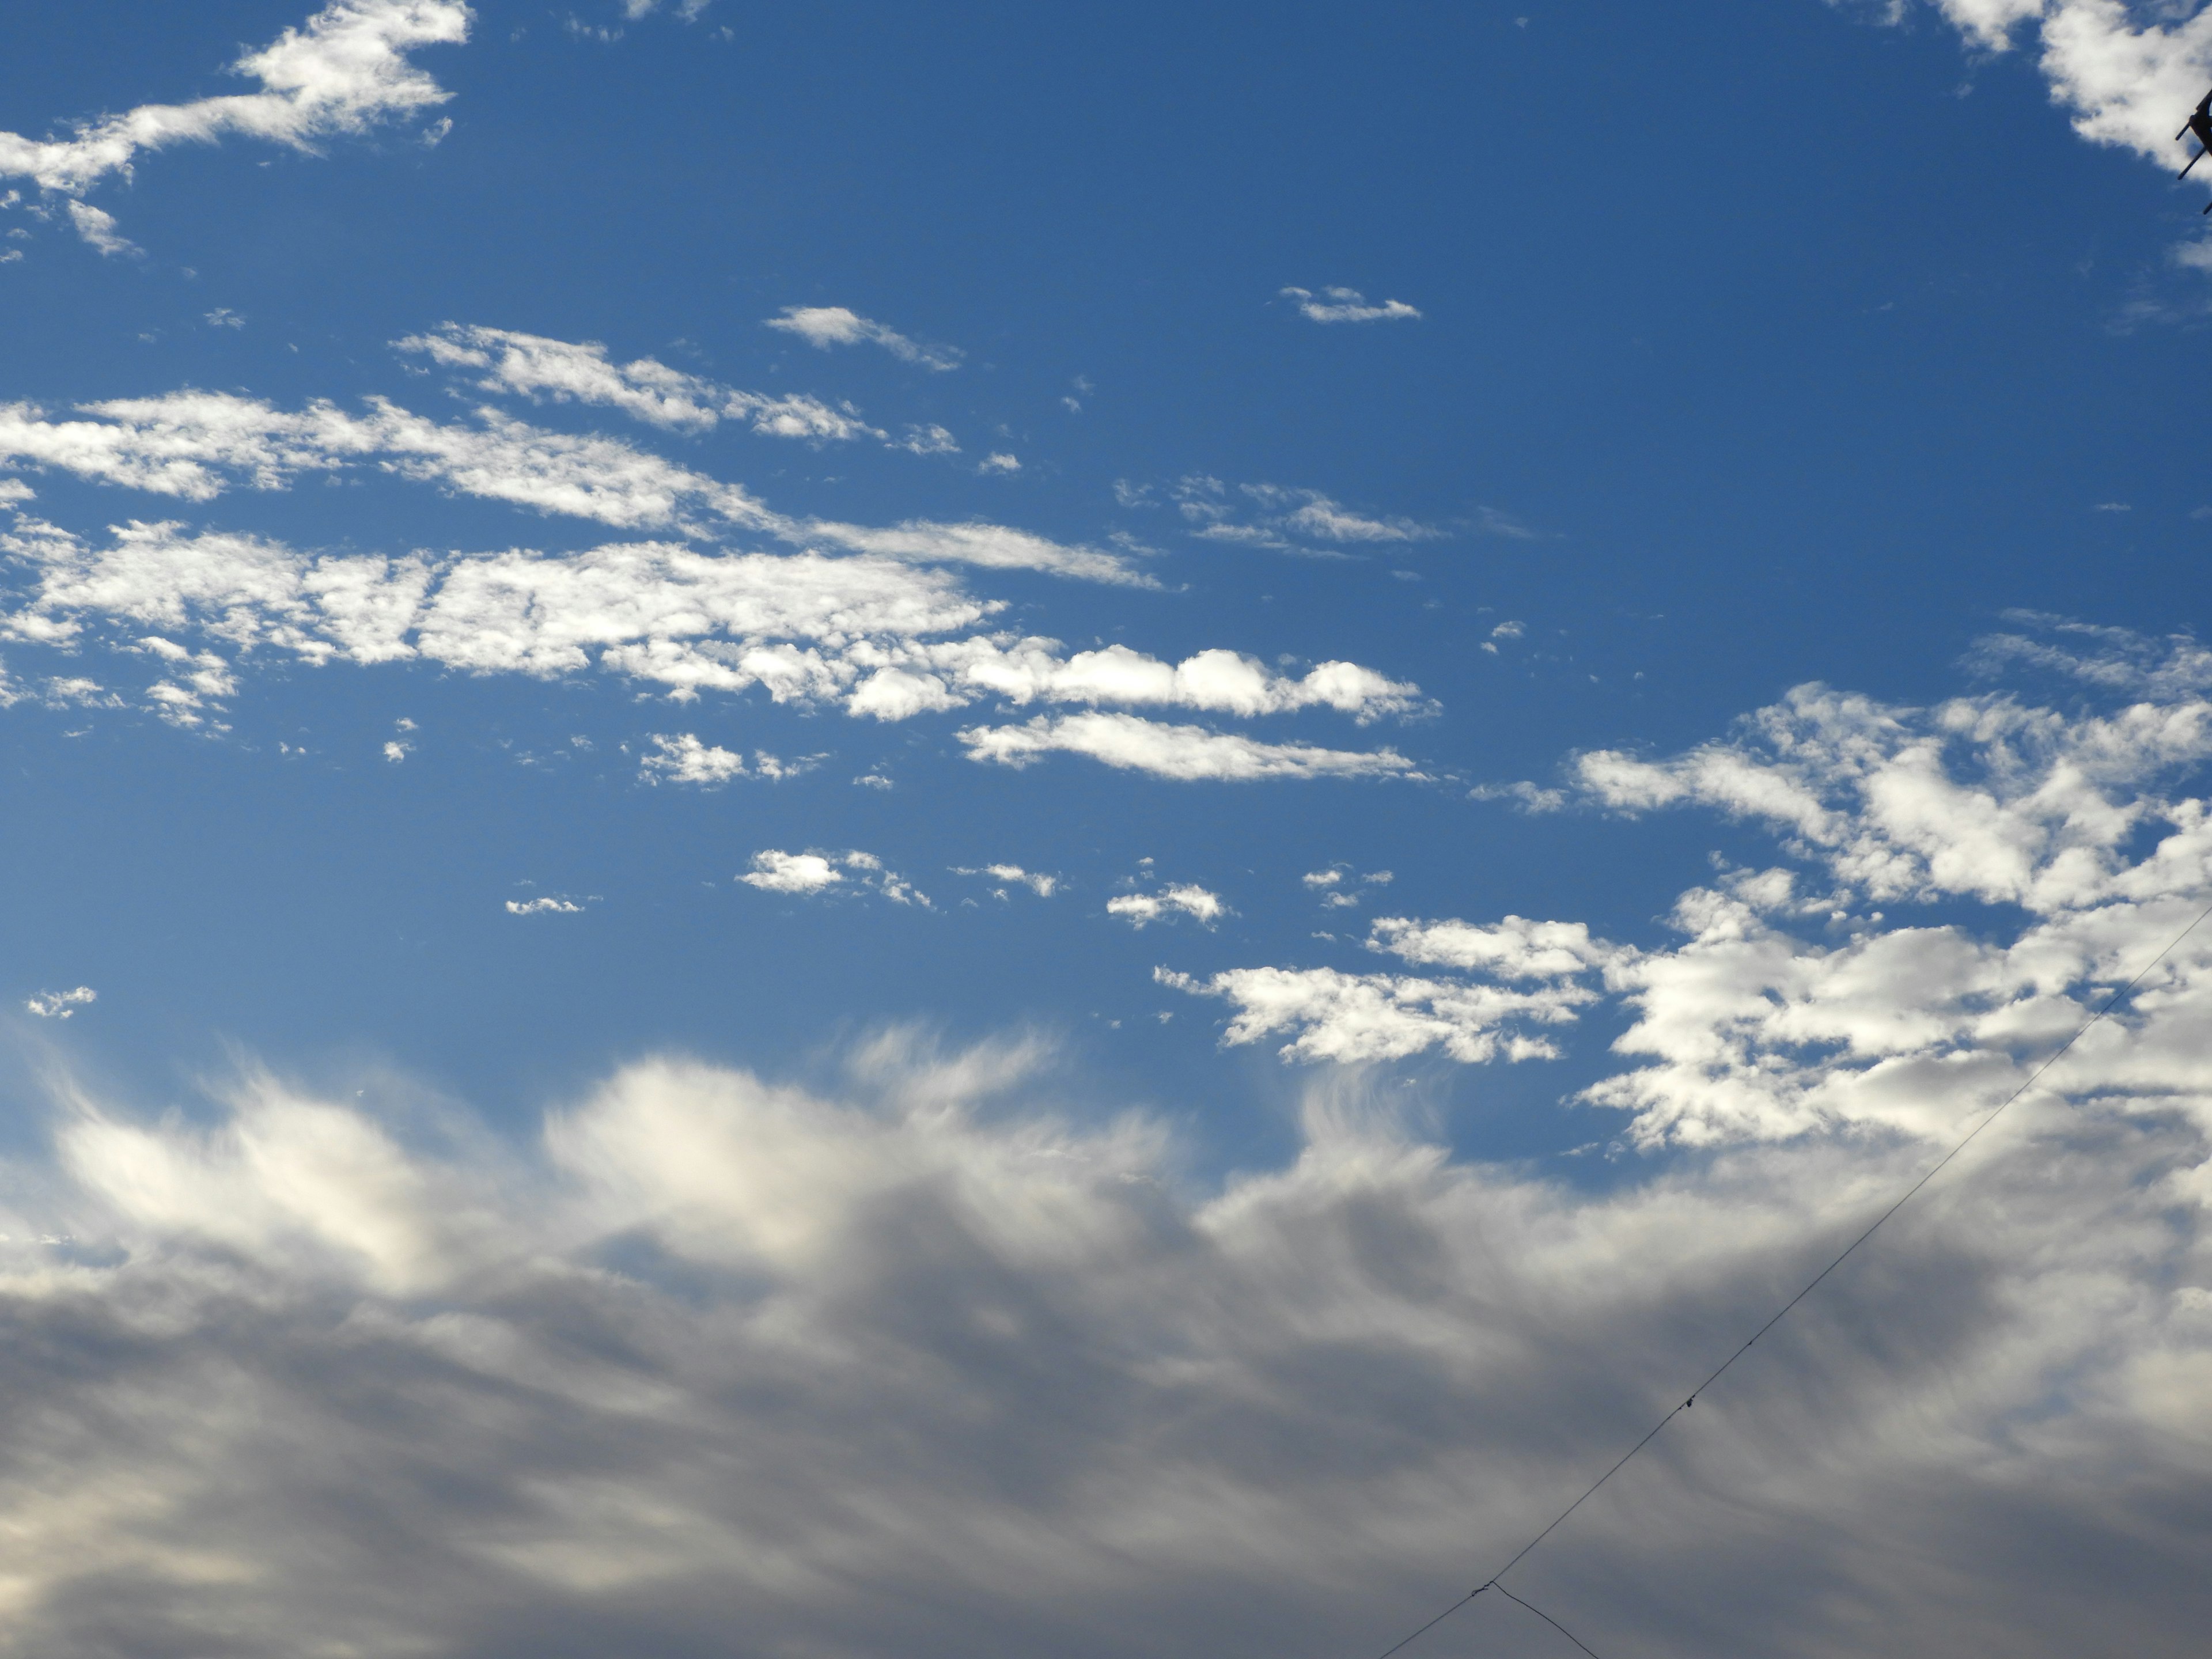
[395,323,880,442]
[1169,475,1440,552]
[1108,883,1225,929]
[638,732,746,785]
[505,896,585,915]
[66,202,138,258]
[382,738,409,762]
[1165,624,2212,1149]
[0,1,470,207]
[960,713,1419,781]
[1279,285,1421,323]
[0,391,1149,584]
[740,850,926,904]
[24,986,94,1018]
[205,309,246,330]
[739,850,842,893]
[952,864,1057,898]
[0,518,1421,734]
[977,452,1020,476]
[765,306,963,370]
[896,423,960,456]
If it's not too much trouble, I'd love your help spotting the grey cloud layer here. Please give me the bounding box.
[0,1033,2207,1656]
[1168,630,2212,1144]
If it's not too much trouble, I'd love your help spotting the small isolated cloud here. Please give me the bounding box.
[897,423,960,455]
[1301,865,1393,909]
[1108,883,1225,929]
[1469,779,1567,812]
[959,713,1418,782]
[66,202,138,258]
[764,306,963,371]
[204,309,245,330]
[25,986,94,1018]
[978,452,1020,475]
[505,896,588,915]
[953,864,1058,899]
[853,771,893,791]
[1279,286,1421,324]
[1169,476,1440,553]
[639,732,745,786]
[741,849,927,905]
[382,739,410,763]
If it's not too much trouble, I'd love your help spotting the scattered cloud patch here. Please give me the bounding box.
[24,986,94,1018]
[765,306,962,371]
[1169,476,1440,552]
[741,849,926,905]
[977,452,1020,475]
[1280,285,1421,324]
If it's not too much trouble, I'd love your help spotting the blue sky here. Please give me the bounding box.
[3,3,2212,1655]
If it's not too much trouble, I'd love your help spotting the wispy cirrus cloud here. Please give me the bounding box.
[0,390,1142,584]
[396,323,880,442]
[765,305,963,370]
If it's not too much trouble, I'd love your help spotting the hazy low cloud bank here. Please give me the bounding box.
[1,1025,2208,1657]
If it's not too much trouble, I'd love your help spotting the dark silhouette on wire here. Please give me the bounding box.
[2177,87,2212,210]
[1362,892,2212,1659]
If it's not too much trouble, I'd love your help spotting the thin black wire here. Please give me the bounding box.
[1491,1584,1605,1658]
[1362,893,2212,1659]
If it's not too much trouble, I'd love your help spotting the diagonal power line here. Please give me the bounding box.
[1363,892,2212,1659]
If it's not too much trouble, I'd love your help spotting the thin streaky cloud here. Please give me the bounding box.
[1280,285,1422,324]
[765,306,964,370]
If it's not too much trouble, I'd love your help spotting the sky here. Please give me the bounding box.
[2,1,2211,1654]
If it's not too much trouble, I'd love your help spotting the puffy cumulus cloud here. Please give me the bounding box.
[0,518,1425,737]
[0,391,1146,584]
[1279,285,1422,323]
[506,896,586,915]
[741,849,927,905]
[638,733,747,785]
[0,1044,2209,1654]
[0,1,470,208]
[1108,882,1226,929]
[1884,1,2212,187]
[24,986,95,1018]
[765,305,963,370]
[959,713,1419,782]
[396,323,879,441]
[1168,626,2212,1147]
